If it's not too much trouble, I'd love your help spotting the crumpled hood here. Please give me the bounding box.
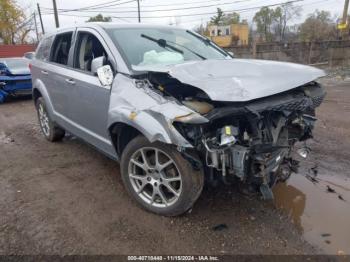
[133,59,326,102]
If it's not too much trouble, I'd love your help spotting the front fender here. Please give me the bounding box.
[107,74,207,148]
[108,107,193,147]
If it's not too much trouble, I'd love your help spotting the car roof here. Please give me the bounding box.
[44,22,187,37]
[96,22,185,30]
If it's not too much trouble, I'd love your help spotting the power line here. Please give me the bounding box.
[179,0,333,24]
[42,0,222,10]
[43,0,305,18]
[111,0,306,19]
[112,0,223,8]
[42,0,255,13]
[41,0,137,13]
[40,12,133,23]
[40,0,335,24]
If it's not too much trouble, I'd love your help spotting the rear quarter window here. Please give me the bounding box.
[36,36,54,61]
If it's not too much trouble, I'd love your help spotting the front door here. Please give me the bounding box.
[65,28,116,157]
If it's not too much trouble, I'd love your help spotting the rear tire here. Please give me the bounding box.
[35,97,65,142]
[121,136,204,216]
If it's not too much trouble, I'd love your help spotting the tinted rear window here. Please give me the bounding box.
[36,36,54,61]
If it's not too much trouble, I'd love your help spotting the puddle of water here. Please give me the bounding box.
[273,172,350,254]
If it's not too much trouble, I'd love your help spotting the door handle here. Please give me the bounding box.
[41,70,48,75]
[65,78,75,85]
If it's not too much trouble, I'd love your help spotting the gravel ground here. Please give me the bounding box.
[0,78,349,255]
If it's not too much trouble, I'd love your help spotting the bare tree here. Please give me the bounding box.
[273,3,302,42]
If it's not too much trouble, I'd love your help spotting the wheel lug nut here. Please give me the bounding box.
[147,177,151,181]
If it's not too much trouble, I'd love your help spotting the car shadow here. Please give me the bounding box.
[0,95,32,105]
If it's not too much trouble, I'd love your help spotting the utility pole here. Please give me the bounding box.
[137,0,141,23]
[37,3,45,34]
[33,12,39,43]
[52,0,60,28]
[342,0,349,25]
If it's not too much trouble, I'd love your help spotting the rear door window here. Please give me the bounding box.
[50,32,73,65]
[36,36,54,61]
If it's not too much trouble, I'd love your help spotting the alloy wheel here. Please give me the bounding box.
[128,147,182,208]
[38,103,50,137]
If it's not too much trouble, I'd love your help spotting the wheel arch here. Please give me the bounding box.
[109,122,143,157]
[32,79,55,118]
[32,88,42,103]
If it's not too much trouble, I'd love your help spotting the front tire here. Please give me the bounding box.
[121,136,204,216]
[35,97,65,142]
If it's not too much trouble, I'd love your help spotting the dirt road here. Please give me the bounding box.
[0,78,349,255]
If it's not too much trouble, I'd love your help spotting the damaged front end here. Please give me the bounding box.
[173,83,325,199]
[110,59,326,200]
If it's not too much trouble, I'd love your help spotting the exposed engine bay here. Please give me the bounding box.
[133,70,326,199]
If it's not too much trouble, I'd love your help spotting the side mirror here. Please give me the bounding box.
[91,56,114,87]
[97,65,113,87]
[91,56,105,75]
[24,52,35,60]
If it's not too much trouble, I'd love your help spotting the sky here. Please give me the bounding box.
[18,0,346,34]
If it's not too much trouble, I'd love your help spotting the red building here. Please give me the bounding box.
[0,44,36,58]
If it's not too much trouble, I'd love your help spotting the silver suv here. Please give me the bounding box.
[31,23,326,216]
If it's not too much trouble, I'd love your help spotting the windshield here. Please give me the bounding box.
[106,27,230,70]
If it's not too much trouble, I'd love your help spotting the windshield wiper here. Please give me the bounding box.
[186,30,210,45]
[165,39,206,60]
[141,34,183,54]
[186,30,229,57]
[141,34,206,60]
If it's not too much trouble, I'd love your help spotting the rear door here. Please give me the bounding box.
[46,30,74,118]
[64,27,116,157]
